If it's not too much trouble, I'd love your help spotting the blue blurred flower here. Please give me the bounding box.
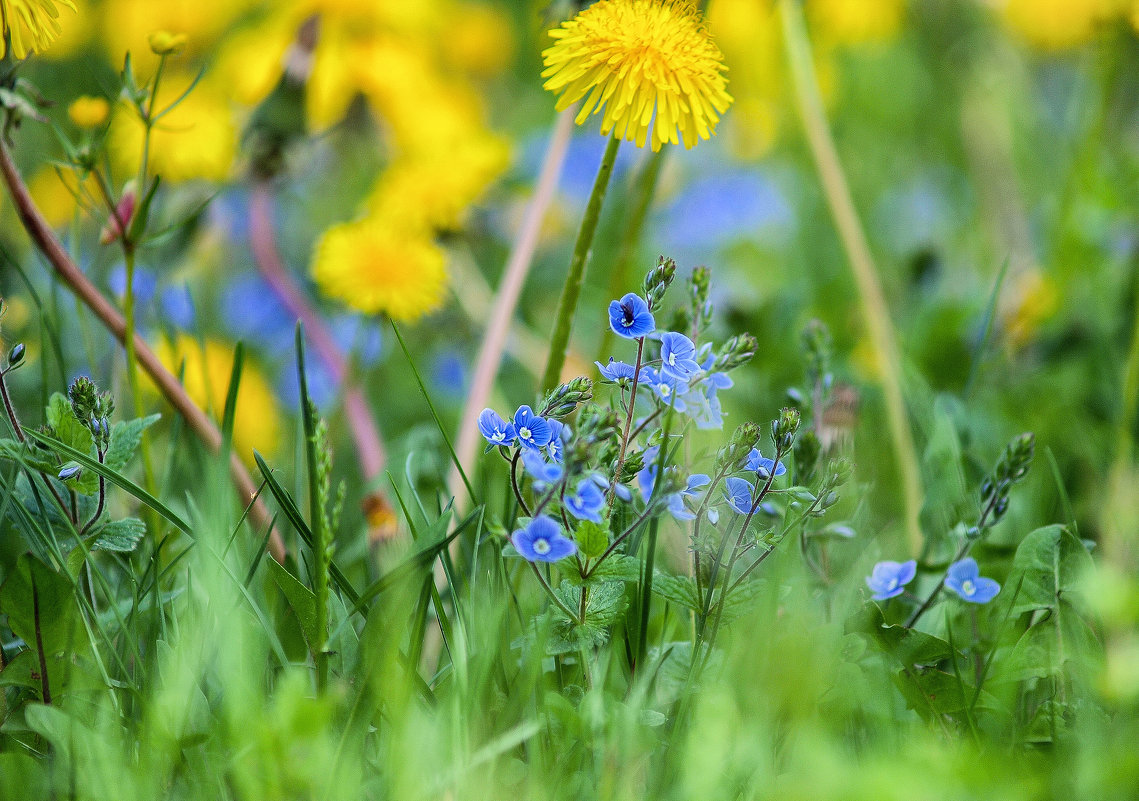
[223,274,294,355]
[866,560,917,600]
[160,284,196,329]
[591,473,632,502]
[609,293,655,339]
[432,350,468,397]
[566,479,605,523]
[512,515,576,562]
[667,473,709,520]
[944,558,1000,604]
[478,408,516,447]
[513,405,551,451]
[684,390,723,430]
[522,447,564,488]
[746,449,786,479]
[108,264,157,303]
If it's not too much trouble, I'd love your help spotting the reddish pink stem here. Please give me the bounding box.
[247,182,387,481]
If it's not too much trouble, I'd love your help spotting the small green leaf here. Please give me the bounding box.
[1011,525,1094,614]
[267,557,321,651]
[575,520,609,559]
[0,554,85,669]
[92,517,146,552]
[651,573,702,612]
[104,414,161,472]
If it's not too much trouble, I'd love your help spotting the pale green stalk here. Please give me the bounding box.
[540,135,622,392]
[779,0,923,556]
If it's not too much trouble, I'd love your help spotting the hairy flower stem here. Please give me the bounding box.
[608,336,646,506]
[529,560,580,624]
[540,135,622,392]
[780,0,923,557]
[0,136,287,562]
[79,446,107,537]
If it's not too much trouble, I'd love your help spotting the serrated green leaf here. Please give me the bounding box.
[92,517,146,552]
[575,520,609,559]
[45,393,98,494]
[651,572,702,612]
[104,414,160,472]
[0,437,57,473]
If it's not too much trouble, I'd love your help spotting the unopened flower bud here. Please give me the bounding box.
[8,342,25,366]
[58,464,82,481]
[148,30,188,56]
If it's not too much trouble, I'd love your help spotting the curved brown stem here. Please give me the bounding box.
[0,137,286,563]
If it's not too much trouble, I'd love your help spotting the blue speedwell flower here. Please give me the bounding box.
[595,357,638,384]
[746,449,787,479]
[512,515,577,562]
[512,405,551,451]
[866,560,917,600]
[546,419,569,462]
[521,448,564,488]
[639,366,689,411]
[609,292,655,339]
[566,479,605,523]
[478,409,516,447]
[724,476,755,515]
[660,332,700,380]
[944,558,1000,604]
[667,473,709,520]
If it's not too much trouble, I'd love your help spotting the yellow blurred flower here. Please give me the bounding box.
[999,0,1116,50]
[148,30,188,55]
[154,335,282,460]
[366,134,510,231]
[68,95,110,128]
[28,165,95,227]
[447,2,515,76]
[1002,270,1059,347]
[98,0,253,62]
[542,0,733,151]
[311,218,447,320]
[0,0,77,58]
[109,75,237,182]
[808,0,905,46]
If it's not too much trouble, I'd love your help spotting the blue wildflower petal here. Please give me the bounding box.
[521,448,564,484]
[660,332,701,380]
[513,405,552,450]
[945,558,1000,604]
[566,480,605,523]
[746,449,787,479]
[595,358,638,383]
[546,420,569,462]
[640,367,689,412]
[724,476,754,515]
[685,391,723,430]
[866,560,917,601]
[512,515,577,562]
[608,293,655,339]
[686,474,711,492]
[478,408,516,447]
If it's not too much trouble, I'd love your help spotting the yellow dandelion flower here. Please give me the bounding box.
[0,0,77,59]
[311,218,447,321]
[67,95,109,128]
[541,0,732,152]
[1000,0,1116,50]
[28,165,95,227]
[154,335,282,461]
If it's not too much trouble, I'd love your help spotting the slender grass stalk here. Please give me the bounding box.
[452,109,574,499]
[540,135,622,393]
[779,0,923,556]
[1101,261,1139,570]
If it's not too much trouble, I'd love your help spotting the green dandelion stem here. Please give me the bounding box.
[540,134,622,393]
[780,0,924,557]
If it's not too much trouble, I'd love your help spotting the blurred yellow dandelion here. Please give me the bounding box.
[147,29,187,55]
[0,0,77,59]
[542,0,732,151]
[67,95,109,128]
[311,218,447,321]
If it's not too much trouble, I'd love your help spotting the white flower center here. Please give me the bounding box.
[519,426,532,440]
[668,353,676,365]
[492,431,505,442]
[660,385,671,398]
[886,577,898,591]
[533,538,551,555]
[961,579,975,596]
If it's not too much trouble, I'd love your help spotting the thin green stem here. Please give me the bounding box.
[540,135,622,392]
[780,0,923,556]
[529,561,580,624]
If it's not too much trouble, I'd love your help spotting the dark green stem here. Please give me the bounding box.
[540,135,621,392]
